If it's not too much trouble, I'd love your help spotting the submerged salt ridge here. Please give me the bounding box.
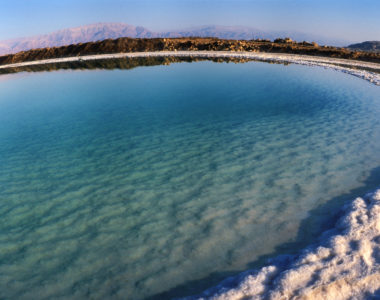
[1,51,380,86]
[183,188,380,300]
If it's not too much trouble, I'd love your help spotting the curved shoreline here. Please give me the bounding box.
[0,51,380,85]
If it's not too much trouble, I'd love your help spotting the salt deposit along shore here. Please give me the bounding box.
[0,51,380,85]
[183,189,380,300]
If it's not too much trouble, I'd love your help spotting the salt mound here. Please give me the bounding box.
[184,189,380,300]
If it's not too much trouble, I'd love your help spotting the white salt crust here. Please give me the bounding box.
[0,51,380,85]
[183,189,380,300]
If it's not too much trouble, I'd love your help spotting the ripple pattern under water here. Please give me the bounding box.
[0,61,380,299]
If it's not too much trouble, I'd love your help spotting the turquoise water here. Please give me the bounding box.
[0,61,380,300]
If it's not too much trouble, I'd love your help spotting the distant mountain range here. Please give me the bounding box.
[347,41,380,52]
[0,23,155,55]
[0,22,352,55]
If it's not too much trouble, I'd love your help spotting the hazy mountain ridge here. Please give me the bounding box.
[163,25,348,46]
[0,22,351,55]
[160,25,269,40]
[348,41,380,52]
[0,23,156,55]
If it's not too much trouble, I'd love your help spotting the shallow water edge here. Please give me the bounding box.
[180,185,380,300]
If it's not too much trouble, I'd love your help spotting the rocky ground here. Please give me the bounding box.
[1,37,380,66]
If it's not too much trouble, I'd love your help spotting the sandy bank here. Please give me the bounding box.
[0,51,379,85]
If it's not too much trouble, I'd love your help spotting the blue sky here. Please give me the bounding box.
[0,0,379,42]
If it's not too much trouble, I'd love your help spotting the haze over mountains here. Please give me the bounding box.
[347,41,380,53]
[0,22,357,55]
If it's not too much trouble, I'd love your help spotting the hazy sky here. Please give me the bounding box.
[0,0,379,42]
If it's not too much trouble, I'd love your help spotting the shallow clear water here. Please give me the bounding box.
[0,61,380,300]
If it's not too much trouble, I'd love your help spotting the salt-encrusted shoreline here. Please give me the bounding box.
[182,188,380,300]
[1,51,380,85]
